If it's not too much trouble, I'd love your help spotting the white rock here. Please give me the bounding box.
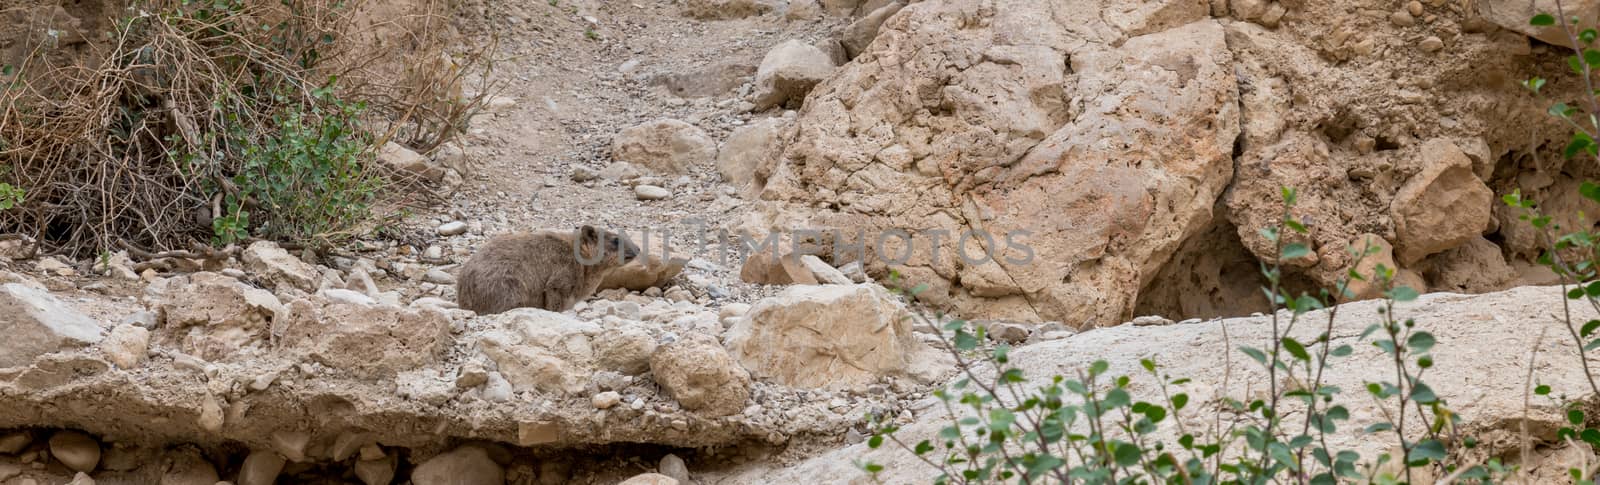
[635,185,672,201]
[322,288,377,306]
[354,455,397,485]
[424,269,457,285]
[798,255,852,285]
[659,454,690,483]
[242,241,319,292]
[437,221,469,237]
[100,324,151,369]
[752,40,837,110]
[0,283,105,367]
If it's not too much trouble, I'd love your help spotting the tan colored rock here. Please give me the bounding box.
[1422,236,1516,294]
[379,141,444,183]
[650,336,752,416]
[1477,0,1600,47]
[683,0,783,19]
[411,446,504,485]
[593,325,657,375]
[1340,234,1400,301]
[620,473,679,485]
[717,118,790,196]
[0,430,32,454]
[727,284,948,390]
[354,455,397,485]
[148,273,286,361]
[100,324,151,369]
[238,450,284,485]
[739,250,817,285]
[242,241,319,292]
[751,40,837,110]
[1391,140,1493,264]
[160,450,220,485]
[785,0,823,20]
[599,233,687,292]
[761,11,1240,326]
[476,309,601,395]
[611,120,717,174]
[798,255,853,285]
[281,299,452,378]
[0,283,105,368]
[839,1,903,59]
[819,0,862,15]
[48,430,100,473]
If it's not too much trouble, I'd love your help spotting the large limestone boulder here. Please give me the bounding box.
[0,283,105,368]
[1390,140,1494,265]
[611,120,718,174]
[650,336,751,417]
[145,272,287,361]
[726,284,948,390]
[751,40,837,110]
[760,3,1238,326]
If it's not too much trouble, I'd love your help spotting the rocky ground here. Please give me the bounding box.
[6,0,1600,484]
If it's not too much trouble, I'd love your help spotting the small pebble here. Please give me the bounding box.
[1420,36,1443,52]
[635,185,671,201]
[658,454,690,483]
[437,221,469,236]
[1389,11,1414,27]
[593,391,623,409]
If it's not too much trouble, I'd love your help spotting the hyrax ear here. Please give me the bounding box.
[576,225,602,260]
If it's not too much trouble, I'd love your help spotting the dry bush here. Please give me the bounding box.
[0,0,500,256]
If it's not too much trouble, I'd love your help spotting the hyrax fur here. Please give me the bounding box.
[457,225,641,315]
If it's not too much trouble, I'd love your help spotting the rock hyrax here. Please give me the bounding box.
[457,225,640,314]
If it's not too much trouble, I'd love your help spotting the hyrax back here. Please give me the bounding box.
[457,225,640,315]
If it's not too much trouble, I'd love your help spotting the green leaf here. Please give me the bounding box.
[989,408,1016,432]
[1389,286,1419,302]
[1408,439,1447,463]
[1282,243,1311,260]
[868,435,884,448]
[1172,393,1189,411]
[1537,384,1553,396]
[1571,408,1587,426]
[953,330,979,351]
[1239,346,1269,366]
[1407,332,1436,353]
[1113,442,1142,466]
[1585,182,1600,204]
[1568,132,1596,159]
[1533,13,1557,26]
[1411,382,1439,404]
[1330,345,1354,357]
[1283,337,1311,361]
[1585,320,1600,338]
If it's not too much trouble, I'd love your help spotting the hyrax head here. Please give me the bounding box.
[576,225,641,266]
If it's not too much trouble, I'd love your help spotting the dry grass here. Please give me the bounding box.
[0,0,501,256]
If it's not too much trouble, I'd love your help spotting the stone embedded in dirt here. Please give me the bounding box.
[600,161,642,181]
[432,143,470,177]
[798,255,852,285]
[242,241,319,292]
[48,431,100,473]
[0,430,32,454]
[1478,0,1600,46]
[650,336,752,417]
[739,250,818,285]
[100,324,151,369]
[599,234,687,292]
[635,184,672,201]
[716,117,790,197]
[1422,236,1516,294]
[379,141,445,183]
[571,165,600,182]
[438,221,470,237]
[0,283,105,368]
[160,450,220,485]
[411,446,504,485]
[593,325,657,375]
[619,472,680,485]
[1130,315,1175,327]
[785,0,823,19]
[659,454,690,483]
[322,288,377,306]
[36,257,76,277]
[424,269,457,285]
[1391,139,1493,264]
[269,430,310,463]
[820,0,863,15]
[354,455,397,485]
[682,0,784,19]
[727,284,949,390]
[66,472,94,485]
[611,120,718,174]
[980,321,1030,343]
[280,298,452,378]
[238,450,285,485]
[751,40,836,110]
[476,309,601,395]
[840,1,904,59]
[592,391,622,409]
